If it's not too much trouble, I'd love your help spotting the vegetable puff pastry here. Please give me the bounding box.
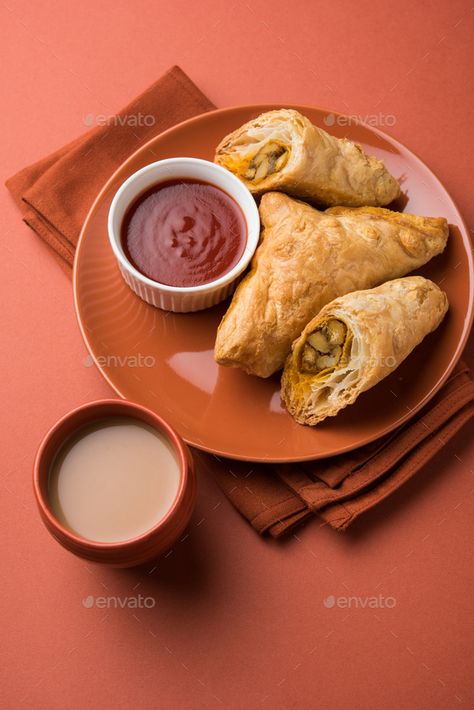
[281,276,448,425]
[215,109,400,207]
[214,192,449,377]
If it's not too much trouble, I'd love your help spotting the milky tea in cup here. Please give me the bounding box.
[48,417,181,543]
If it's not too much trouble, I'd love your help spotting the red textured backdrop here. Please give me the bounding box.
[1,1,473,708]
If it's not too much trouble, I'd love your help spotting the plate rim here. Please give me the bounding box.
[73,103,474,462]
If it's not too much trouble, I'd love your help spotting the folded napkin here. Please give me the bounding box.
[6,66,215,270]
[197,364,474,535]
[7,65,474,537]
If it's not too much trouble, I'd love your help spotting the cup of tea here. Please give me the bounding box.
[33,399,197,567]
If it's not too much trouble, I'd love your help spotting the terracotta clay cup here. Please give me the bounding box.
[33,399,197,567]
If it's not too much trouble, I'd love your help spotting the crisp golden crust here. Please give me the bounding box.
[215,109,400,207]
[281,277,448,425]
[214,193,449,377]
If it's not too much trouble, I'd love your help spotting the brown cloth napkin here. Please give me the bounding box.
[197,364,474,535]
[7,66,474,537]
[6,66,215,270]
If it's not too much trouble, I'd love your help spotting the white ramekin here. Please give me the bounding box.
[108,157,260,312]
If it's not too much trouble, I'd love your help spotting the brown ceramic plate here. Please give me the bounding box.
[73,105,474,462]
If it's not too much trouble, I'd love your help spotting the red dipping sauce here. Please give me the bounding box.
[121,179,247,288]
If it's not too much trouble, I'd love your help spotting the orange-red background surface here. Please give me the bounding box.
[1,2,473,708]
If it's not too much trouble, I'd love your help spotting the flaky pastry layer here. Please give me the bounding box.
[215,109,400,207]
[281,276,448,425]
[214,193,449,377]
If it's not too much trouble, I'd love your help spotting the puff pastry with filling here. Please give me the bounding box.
[281,276,448,425]
[214,192,449,377]
[215,109,400,206]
